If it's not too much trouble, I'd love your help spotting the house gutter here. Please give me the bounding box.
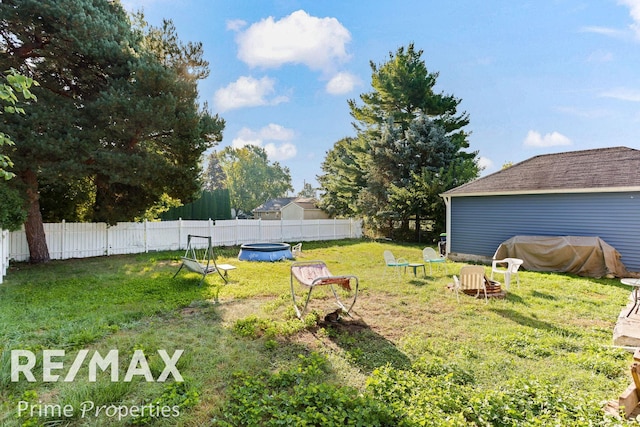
[441,186,640,198]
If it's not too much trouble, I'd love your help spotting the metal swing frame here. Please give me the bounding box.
[173,235,236,286]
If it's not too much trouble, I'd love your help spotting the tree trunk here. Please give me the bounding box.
[414,214,421,243]
[22,169,50,263]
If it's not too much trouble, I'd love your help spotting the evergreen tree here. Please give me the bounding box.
[202,151,228,191]
[320,43,478,239]
[297,182,317,199]
[0,1,224,262]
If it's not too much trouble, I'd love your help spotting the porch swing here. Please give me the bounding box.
[173,235,237,286]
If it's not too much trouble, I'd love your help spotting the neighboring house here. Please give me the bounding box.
[253,197,330,220]
[281,197,330,220]
[440,146,640,272]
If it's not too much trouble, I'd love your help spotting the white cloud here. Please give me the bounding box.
[477,156,493,171]
[555,106,611,119]
[213,76,288,112]
[264,142,297,161]
[600,87,640,101]
[523,130,572,148]
[586,49,614,62]
[226,19,247,31]
[231,124,297,161]
[235,10,351,73]
[620,0,640,38]
[258,123,295,140]
[580,26,624,37]
[325,72,360,95]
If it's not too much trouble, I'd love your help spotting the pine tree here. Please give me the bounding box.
[0,0,224,262]
[320,43,478,239]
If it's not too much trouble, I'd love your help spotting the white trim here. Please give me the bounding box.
[443,195,451,255]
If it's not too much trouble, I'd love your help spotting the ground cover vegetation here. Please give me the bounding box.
[0,239,638,426]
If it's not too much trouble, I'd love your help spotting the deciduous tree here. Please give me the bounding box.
[218,145,293,215]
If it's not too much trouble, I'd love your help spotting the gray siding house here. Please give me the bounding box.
[440,146,640,272]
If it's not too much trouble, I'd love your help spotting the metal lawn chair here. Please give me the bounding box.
[423,247,448,275]
[290,260,359,319]
[383,250,408,276]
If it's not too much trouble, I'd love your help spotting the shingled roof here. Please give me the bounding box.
[443,146,640,196]
[253,197,297,213]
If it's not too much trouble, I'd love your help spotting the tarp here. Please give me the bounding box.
[494,235,629,278]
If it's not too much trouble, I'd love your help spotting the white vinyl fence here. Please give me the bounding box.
[0,218,362,283]
[1,230,8,284]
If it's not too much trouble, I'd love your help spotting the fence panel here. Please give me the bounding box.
[108,222,145,255]
[2,219,362,281]
[146,221,182,251]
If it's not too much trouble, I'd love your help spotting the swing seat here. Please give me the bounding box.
[173,235,236,286]
[178,257,236,285]
[290,260,359,319]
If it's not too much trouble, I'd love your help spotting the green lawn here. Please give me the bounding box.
[0,239,637,426]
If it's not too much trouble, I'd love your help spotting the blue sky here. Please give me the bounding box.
[121,0,640,193]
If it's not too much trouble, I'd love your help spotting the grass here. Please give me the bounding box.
[0,239,637,425]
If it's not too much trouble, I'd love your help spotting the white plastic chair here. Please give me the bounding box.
[491,258,523,290]
[291,242,302,257]
[453,265,488,302]
[423,247,447,275]
[383,250,408,276]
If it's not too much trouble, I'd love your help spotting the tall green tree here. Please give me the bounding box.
[202,151,227,191]
[218,145,293,215]
[320,43,478,239]
[318,136,368,218]
[0,1,224,262]
[297,182,317,199]
[0,69,37,231]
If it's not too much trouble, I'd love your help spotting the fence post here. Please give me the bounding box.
[0,229,6,284]
[105,223,110,256]
[144,219,148,253]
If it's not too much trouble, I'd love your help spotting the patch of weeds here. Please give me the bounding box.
[566,345,627,379]
[131,380,200,425]
[463,378,607,426]
[232,312,319,339]
[367,366,613,426]
[365,364,468,425]
[496,331,555,359]
[213,353,400,426]
[412,356,475,386]
[333,329,411,372]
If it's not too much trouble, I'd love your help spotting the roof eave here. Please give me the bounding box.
[440,186,640,198]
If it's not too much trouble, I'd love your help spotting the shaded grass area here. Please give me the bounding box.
[0,239,637,425]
